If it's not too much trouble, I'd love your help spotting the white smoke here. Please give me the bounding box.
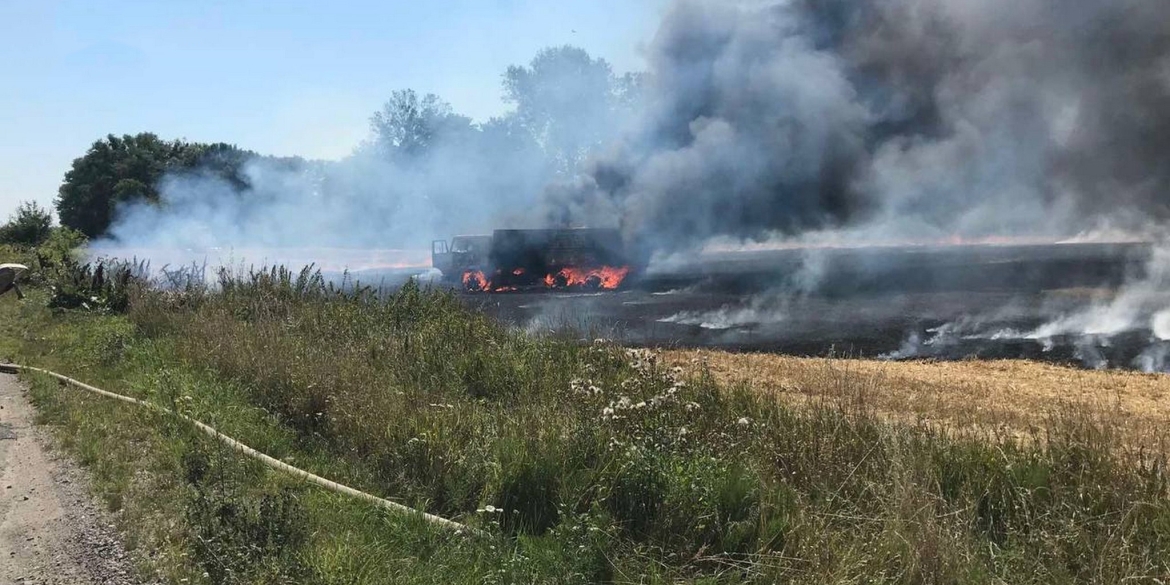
[102,142,550,252]
[1028,245,1170,340]
[881,243,1170,370]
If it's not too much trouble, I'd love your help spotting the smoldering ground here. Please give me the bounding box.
[878,242,1170,371]
[478,241,1163,371]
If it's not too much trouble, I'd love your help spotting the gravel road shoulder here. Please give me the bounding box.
[0,373,141,585]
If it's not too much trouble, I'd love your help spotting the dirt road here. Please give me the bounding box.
[0,373,139,585]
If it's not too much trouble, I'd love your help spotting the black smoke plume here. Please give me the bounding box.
[552,0,1170,249]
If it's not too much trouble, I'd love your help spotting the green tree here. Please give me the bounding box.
[503,46,636,173]
[0,200,53,246]
[369,90,473,158]
[56,133,184,237]
[55,134,260,238]
[178,142,262,191]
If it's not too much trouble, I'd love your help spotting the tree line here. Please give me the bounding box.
[20,45,640,242]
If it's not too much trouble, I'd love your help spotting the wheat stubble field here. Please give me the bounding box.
[668,349,1170,449]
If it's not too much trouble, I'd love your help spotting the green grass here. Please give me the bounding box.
[1,264,1169,584]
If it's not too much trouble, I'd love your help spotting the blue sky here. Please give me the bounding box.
[0,0,666,217]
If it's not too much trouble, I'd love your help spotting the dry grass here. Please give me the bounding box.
[666,350,1170,449]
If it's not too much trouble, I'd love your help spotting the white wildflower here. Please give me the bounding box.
[737,417,751,427]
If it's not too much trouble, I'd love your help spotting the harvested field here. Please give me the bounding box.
[666,349,1170,449]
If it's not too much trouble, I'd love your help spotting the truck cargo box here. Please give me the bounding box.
[432,228,640,291]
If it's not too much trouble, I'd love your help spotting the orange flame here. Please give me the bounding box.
[465,265,631,292]
[544,266,631,290]
[462,270,490,292]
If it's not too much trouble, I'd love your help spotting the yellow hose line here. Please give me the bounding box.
[0,363,478,536]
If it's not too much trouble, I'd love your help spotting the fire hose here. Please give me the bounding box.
[0,363,478,536]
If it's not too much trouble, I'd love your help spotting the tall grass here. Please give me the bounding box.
[5,263,1170,583]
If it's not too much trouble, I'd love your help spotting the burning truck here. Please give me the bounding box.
[431,228,640,292]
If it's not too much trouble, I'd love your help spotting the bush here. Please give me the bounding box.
[37,253,145,313]
[0,201,53,247]
[183,443,309,583]
[15,226,88,288]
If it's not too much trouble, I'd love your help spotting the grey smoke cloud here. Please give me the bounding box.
[554,0,1170,248]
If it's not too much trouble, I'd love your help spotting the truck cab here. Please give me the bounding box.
[432,235,492,281]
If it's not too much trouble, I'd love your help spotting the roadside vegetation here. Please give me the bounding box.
[1,251,1169,584]
[0,201,53,247]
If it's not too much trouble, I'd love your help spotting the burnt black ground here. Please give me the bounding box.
[350,242,1162,369]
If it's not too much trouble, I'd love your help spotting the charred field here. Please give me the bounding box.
[443,241,1162,370]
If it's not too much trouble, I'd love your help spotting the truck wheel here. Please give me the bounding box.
[464,272,487,292]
